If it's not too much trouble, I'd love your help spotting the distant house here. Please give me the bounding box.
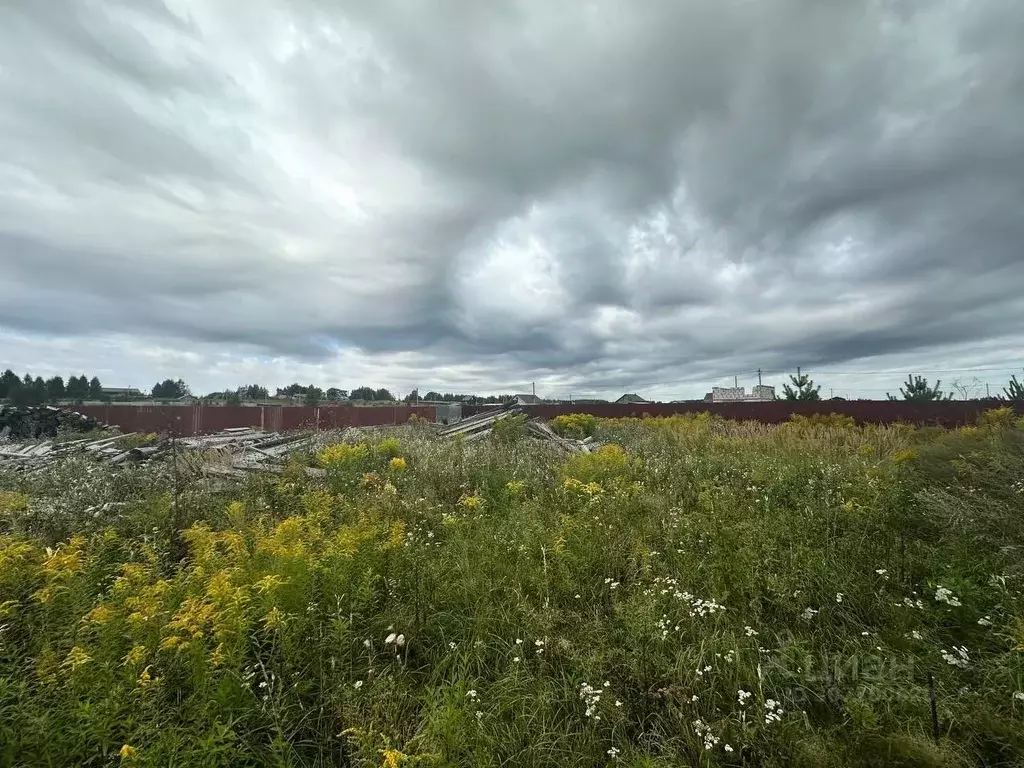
[708,385,776,403]
[101,387,143,400]
[615,393,649,404]
[513,393,543,405]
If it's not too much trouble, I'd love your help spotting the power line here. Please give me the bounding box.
[549,364,1022,396]
[756,365,1023,376]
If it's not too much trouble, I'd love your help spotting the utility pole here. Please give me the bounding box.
[986,383,990,398]
[734,375,738,388]
[757,368,762,387]
[532,381,536,397]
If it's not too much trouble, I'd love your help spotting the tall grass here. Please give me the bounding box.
[0,414,1022,766]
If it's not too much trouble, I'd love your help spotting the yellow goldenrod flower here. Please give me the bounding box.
[379,748,410,768]
[383,521,405,550]
[0,491,29,512]
[318,442,369,467]
[209,643,227,667]
[118,744,138,760]
[458,494,483,510]
[263,606,287,631]
[61,645,92,671]
[136,665,157,691]
[160,635,186,651]
[122,645,148,667]
[389,456,407,472]
[254,574,288,594]
[84,604,115,625]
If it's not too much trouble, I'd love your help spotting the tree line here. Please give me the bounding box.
[8,365,1023,408]
[0,370,106,406]
[403,390,513,405]
[220,385,515,406]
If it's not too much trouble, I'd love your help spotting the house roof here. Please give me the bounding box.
[615,393,648,404]
[514,393,542,404]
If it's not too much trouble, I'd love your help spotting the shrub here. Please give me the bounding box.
[317,442,370,468]
[550,413,597,439]
[562,443,639,486]
[372,437,403,461]
[492,414,528,443]
[977,406,1017,431]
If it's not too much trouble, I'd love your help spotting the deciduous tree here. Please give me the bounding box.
[152,379,190,399]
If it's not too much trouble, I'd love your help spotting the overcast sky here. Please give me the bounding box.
[1,0,1022,400]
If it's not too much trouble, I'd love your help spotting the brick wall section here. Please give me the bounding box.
[69,404,438,437]
[462,399,1021,428]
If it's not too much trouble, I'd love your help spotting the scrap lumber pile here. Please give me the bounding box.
[0,405,105,440]
[435,403,524,442]
[0,427,317,475]
[436,403,597,453]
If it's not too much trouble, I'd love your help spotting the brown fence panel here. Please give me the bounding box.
[72,405,199,436]
[461,399,1020,428]
[87,400,1024,433]
[198,406,263,434]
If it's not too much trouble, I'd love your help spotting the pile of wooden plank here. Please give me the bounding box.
[0,427,316,475]
[436,403,597,453]
[436,403,524,442]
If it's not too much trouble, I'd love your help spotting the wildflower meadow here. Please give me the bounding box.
[1,410,1023,766]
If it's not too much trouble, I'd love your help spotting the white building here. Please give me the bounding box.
[707,385,776,402]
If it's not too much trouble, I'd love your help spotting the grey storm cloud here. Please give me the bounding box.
[1,0,1023,396]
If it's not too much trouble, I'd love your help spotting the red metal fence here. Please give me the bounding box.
[69,400,1022,436]
[463,399,1022,429]
[71,404,438,437]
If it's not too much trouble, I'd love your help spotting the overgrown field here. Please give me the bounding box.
[1,412,1023,767]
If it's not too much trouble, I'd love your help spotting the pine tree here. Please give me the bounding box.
[887,375,953,402]
[45,376,65,401]
[1003,374,1024,401]
[783,369,821,401]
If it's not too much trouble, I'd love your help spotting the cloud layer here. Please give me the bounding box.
[1,0,1022,398]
